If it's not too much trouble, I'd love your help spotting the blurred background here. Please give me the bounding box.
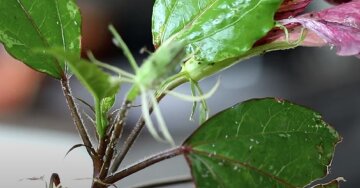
[0,1,359,187]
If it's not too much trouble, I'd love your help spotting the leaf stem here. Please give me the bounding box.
[109,73,188,173]
[131,176,192,188]
[105,147,186,184]
[98,100,132,179]
[60,77,96,159]
[97,134,107,154]
[95,99,104,137]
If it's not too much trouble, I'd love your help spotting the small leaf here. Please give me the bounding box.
[152,0,283,63]
[183,98,341,188]
[99,95,116,132]
[76,97,95,113]
[45,49,119,137]
[100,96,116,117]
[64,144,94,158]
[49,50,119,101]
[0,0,81,79]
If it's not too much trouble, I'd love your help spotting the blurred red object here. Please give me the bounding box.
[79,1,112,57]
[0,1,114,116]
[0,46,43,116]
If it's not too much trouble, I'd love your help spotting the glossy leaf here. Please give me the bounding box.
[183,98,340,188]
[152,0,284,63]
[45,50,119,137]
[0,0,81,79]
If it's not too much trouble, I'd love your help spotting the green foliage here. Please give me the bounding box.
[152,0,283,63]
[0,0,81,79]
[100,96,116,125]
[182,33,306,81]
[184,98,341,188]
[45,49,119,137]
[0,0,344,187]
[97,95,117,136]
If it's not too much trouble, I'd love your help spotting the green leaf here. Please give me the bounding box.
[0,0,81,79]
[183,98,341,188]
[100,96,116,117]
[152,0,283,63]
[99,95,116,131]
[45,49,119,137]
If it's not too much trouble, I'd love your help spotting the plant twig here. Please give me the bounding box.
[98,100,132,179]
[131,176,193,188]
[105,147,185,184]
[109,113,147,173]
[109,74,187,173]
[97,137,107,160]
[60,77,96,159]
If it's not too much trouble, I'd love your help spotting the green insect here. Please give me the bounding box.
[91,25,219,145]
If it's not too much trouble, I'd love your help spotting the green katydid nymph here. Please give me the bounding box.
[91,25,220,145]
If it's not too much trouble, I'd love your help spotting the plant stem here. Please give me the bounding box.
[94,99,104,137]
[109,74,188,173]
[105,147,185,184]
[91,181,108,188]
[60,77,96,159]
[98,100,131,179]
[109,113,146,173]
[131,176,192,188]
[97,136,107,160]
[95,136,108,178]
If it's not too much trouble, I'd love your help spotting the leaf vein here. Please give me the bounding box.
[193,154,227,188]
[15,0,49,47]
[161,0,180,43]
[189,0,265,43]
[188,130,330,148]
[55,0,66,50]
[192,150,297,188]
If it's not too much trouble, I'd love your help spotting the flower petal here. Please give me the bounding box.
[279,1,360,57]
[275,0,312,20]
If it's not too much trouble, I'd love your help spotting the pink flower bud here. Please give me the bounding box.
[275,0,312,20]
[259,0,360,58]
[280,0,360,57]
